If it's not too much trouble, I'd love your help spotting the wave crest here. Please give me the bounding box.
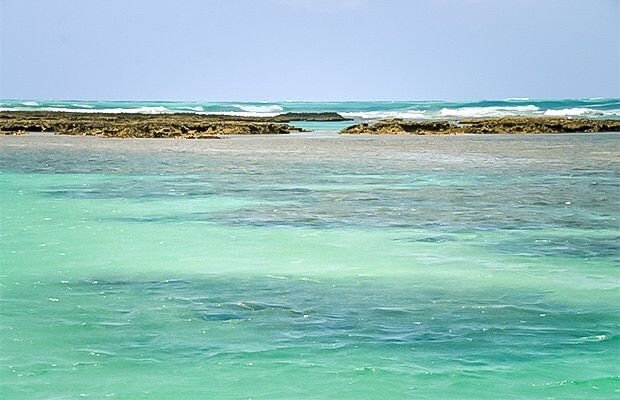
[440,105,540,118]
[232,104,284,113]
[543,108,608,117]
[342,110,427,120]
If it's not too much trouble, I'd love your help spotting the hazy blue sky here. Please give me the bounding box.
[1,0,618,101]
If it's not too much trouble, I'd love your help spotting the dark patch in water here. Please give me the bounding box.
[494,235,620,259]
[394,235,457,243]
[200,312,246,322]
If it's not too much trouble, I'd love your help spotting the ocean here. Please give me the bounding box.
[1,100,619,399]
[2,98,620,124]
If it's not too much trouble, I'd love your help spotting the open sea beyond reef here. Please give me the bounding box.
[2,98,620,125]
[1,100,620,399]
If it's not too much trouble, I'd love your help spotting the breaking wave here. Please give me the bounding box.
[231,104,284,113]
[439,105,541,118]
[1,99,619,120]
[341,110,428,120]
[543,107,619,118]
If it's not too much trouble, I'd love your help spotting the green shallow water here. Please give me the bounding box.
[1,133,619,399]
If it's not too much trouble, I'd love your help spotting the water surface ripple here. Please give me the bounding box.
[1,133,618,399]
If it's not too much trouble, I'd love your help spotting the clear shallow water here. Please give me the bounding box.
[1,133,619,399]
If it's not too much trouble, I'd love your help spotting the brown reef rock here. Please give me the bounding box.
[0,111,349,138]
[341,119,455,135]
[270,112,351,122]
[3,112,619,138]
[340,117,620,135]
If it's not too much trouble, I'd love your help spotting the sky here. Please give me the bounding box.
[1,0,618,101]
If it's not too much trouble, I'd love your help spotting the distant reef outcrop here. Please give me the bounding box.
[0,111,348,138]
[271,112,351,122]
[340,117,620,135]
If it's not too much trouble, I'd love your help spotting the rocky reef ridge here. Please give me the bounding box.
[271,112,351,122]
[2,112,619,138]
[0,111,349,138]
[340,117,620,135]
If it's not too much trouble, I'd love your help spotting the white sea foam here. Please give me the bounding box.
[341,110,428,120]
[440,105,540,118]
[21,101,40,106]
[23,106,175,114]
[199,111,282,117]
[126,106,172,114]
[71,103,94,109]
[232,104,284,113]
[543,108,598,117]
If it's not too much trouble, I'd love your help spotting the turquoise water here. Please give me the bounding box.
[2,98,620,121]
[1,133,619,399]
